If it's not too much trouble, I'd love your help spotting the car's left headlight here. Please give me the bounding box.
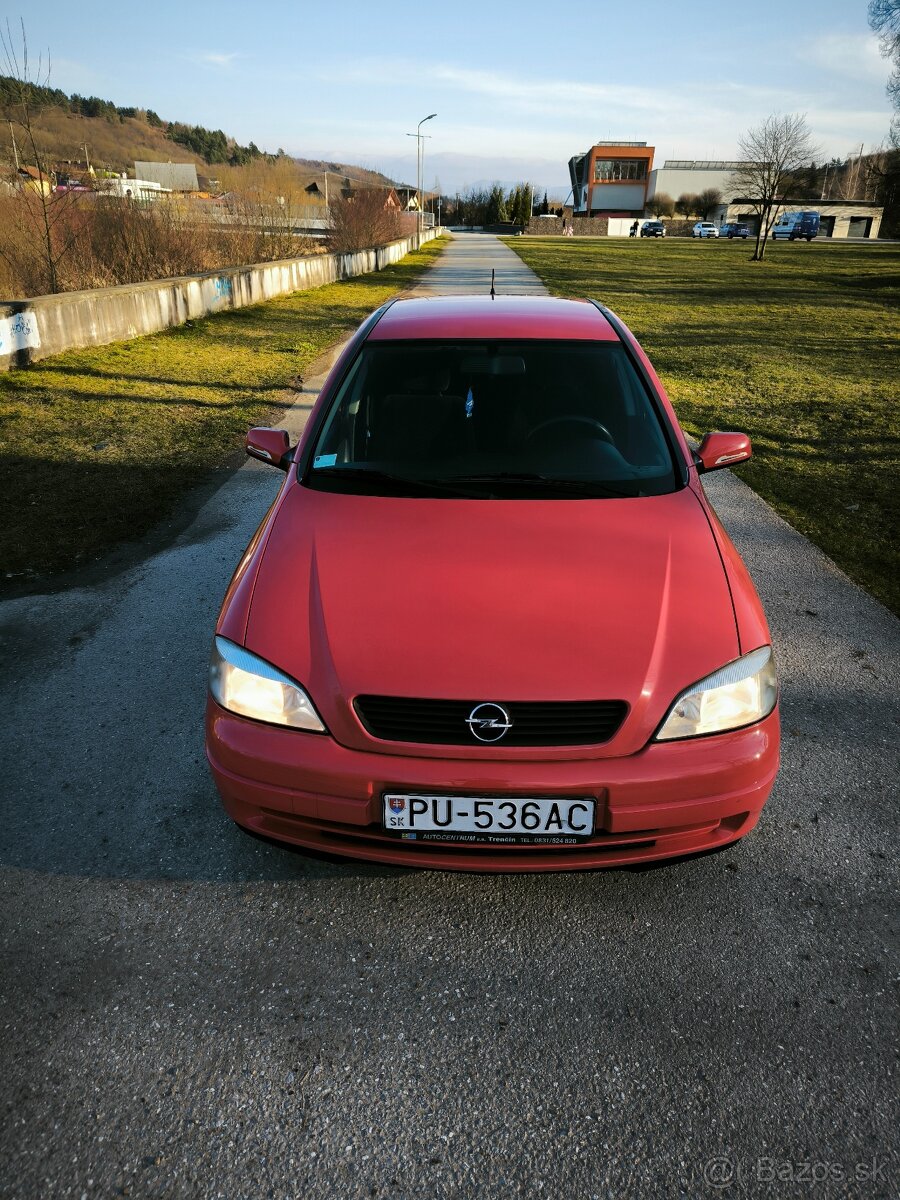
[655,646,777,741]
[209,637,326,732]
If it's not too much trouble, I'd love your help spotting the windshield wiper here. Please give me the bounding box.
[447,472,634,498]
[307,466,479,497]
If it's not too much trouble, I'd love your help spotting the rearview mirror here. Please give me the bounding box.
[459,353,526,376]
[696,431,752,473]
[246,427,291,470]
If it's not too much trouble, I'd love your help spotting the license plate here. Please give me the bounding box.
[382,793,596,844]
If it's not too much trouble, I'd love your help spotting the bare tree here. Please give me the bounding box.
[328,189,403,253]
[454,188,490,227]
[646,192,675,218]
[217,157,319,259]
[869,0,900,141]
[675,193,700,218]
[863,143,900,234]
[729,113,818,261]
[0,19,83,293]
[698,187,723,219]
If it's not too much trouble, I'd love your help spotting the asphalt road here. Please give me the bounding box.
[1,233,898,1199]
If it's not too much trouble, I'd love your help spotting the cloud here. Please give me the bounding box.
[293,54,892,188]
[800,33,886,82]
[323,56,826,138]
[193,51,240,68]
[333,58,680,116]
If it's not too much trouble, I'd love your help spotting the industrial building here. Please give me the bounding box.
[567,145,883,238]
[647,160,882,238]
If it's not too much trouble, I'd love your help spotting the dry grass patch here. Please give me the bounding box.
[504,236,900,614]
[0,237,447,588]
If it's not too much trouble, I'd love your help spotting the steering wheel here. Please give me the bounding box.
[525,415,615,445]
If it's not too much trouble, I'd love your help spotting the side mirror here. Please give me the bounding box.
[246,427,291,470]
[696,431,752,473]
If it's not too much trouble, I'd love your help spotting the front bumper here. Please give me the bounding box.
[206,700,780,872]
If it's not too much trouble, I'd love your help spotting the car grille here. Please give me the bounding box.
[353,696,628,747]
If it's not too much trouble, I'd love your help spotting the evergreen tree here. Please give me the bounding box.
[486,185,507,223]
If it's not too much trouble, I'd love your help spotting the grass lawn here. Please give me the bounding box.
[504,236,900,614]
[0,237,446,590]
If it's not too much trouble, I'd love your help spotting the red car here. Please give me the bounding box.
[206,295,779,871]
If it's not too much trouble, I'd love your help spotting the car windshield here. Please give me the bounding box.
[305,340,680,499]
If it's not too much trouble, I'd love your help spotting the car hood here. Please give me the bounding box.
[244,484,739,756]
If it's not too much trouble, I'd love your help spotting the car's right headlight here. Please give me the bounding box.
[209,637,326,732]
[655,646,778,741]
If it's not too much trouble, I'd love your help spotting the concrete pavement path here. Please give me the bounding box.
[1,233,898,1199]
[411,229,548,295]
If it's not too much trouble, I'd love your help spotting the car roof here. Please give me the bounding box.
[368,295,619,343]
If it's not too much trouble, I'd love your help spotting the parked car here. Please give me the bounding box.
[719,223,750,239]
[207,295,780,871]
[640,220,666,238]
[771,211,820,241]
[692,222,719,238]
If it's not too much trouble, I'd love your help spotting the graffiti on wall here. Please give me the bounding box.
[0,311,41,357]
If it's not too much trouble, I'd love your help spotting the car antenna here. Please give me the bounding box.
[490,268,495,299]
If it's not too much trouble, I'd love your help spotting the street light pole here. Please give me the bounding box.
[420,115,436,233]
[406,113,436,239]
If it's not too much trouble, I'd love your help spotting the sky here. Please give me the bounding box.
[2,0,894,196]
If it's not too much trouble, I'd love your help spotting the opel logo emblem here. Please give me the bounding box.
[466,702,513,743]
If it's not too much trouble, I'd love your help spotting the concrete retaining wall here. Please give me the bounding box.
[0,227,442,371]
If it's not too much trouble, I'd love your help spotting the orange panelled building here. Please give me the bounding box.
[568,142,655,217]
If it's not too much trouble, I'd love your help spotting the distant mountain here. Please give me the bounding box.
[367,149,572,199]
[290,155,404,190]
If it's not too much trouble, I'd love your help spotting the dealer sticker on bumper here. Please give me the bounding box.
[383,793,596,844]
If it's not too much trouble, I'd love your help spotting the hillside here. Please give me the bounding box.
[1,104,206,174]
[0,75,400,188]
